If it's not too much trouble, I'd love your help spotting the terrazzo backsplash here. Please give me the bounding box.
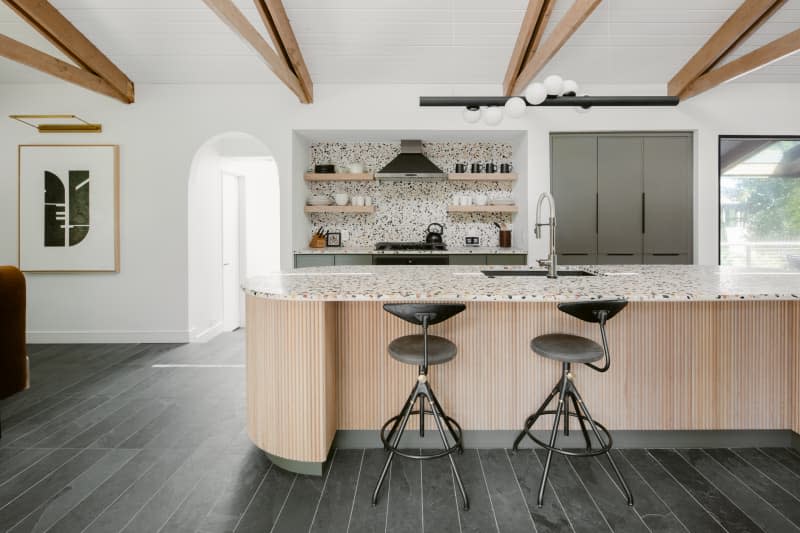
[305,142,516,247]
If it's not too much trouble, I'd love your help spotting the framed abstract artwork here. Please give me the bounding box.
[18,145,120,272]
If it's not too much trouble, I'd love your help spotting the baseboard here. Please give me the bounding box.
[334,429,797,450]
[190,322,224,343]
[26,330,190,343]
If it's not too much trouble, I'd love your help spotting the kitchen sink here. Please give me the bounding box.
[481,270,596,277]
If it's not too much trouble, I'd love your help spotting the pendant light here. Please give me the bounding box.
[504,97,527,118]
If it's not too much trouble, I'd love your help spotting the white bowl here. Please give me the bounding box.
[333,193,349,206]
[474,194,488,206]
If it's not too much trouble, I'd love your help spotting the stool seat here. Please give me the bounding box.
[531,334,603,363]
[388,334,457,366]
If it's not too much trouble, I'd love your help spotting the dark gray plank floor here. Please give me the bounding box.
[2,333,800,532]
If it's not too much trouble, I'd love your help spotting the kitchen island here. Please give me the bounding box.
[245,265,800,474]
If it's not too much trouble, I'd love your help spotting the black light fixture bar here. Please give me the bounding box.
[419,95,679,107]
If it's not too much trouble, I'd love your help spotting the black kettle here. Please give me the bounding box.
[425,223,444,244]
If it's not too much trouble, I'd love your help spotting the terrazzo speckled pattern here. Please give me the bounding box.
[293,246,528,255]
[246,265,800,302]
[306,141,517,247]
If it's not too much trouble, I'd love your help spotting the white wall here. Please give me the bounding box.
[0,81,797,342]
[187,141,224,342]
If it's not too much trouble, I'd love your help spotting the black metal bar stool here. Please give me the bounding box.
[372,303,469,510]
[512,299,634,507]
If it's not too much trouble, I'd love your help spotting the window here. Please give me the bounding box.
[719,136,800,269]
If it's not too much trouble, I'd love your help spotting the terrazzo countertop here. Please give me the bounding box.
[294,246,528,255]
[246,265,800,302]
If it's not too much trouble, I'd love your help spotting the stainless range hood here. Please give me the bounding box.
[375,140,447,180]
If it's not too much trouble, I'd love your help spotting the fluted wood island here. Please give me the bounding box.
[245,265,800,474]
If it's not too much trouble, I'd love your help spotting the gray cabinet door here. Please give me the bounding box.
[644,253,690,265]
[294,254,335,268]
[598,253,642,265]
[558,252,596,266]
[551,135,597,256]
[486,254,527,265]
[597,136,643,256]
[643,136,692,256]
[334,254,372,266]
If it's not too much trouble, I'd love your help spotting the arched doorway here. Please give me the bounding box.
[188,132,279,342]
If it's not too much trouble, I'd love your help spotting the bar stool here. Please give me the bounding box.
[512,299,634,507]
[372,303,469,510]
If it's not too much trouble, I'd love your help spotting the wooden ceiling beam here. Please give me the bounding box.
[510,0,601,96]
[668,0,785,98]
[682,27,800,99]
[254,0,313,103]
[2,0,134,103]
[202,0,308,103]
[0,34,129,103]
[503,0,554,96]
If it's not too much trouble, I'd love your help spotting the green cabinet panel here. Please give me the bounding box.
[334,255,372,266]
[449,254,487,265]
[294,255,335,268]
[295,253,527,267]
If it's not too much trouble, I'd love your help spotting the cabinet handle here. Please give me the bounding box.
[652,253,680,256]
[641,192,646,234]
[595,193,599,234]
[607,253,635,256]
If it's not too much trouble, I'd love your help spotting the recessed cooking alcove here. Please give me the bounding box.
[292,129,529,251]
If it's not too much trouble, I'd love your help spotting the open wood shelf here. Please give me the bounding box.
[447,205,518,214]
[304,172,373,181]
[304,205,375,214]
[448,173,517,181]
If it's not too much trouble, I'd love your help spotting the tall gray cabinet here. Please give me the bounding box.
[551,132,693,265]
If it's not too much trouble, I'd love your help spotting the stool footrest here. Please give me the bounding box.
[519,410,613,457]
[380,409,464,460]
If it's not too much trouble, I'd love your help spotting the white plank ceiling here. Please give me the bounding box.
[0,0,798,87]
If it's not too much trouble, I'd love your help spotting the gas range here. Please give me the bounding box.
[374,241,447,251]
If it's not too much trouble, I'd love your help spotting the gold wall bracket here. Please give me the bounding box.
[9,114,102,133]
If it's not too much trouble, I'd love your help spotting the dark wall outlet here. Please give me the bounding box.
[465,236,480,246]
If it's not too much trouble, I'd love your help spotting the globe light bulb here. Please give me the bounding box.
[483,106,503,126]
[524,82,547,105]
[544,74,563,95]
[562,79,579,96]
[462,106,481,123]
[504,97,526,119]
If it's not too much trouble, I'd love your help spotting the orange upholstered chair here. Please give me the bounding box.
[0,266,28,436]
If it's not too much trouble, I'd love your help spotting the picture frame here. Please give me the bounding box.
[18,145,120,272]
[325,232,341,247]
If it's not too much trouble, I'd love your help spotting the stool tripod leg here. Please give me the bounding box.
[537,378,569,507]
[419,395,425,437]
[385,384,417,447]
[428,388,463,453]
[512,384,560,451]
[372,390,417,506]
[569,392,592,450]
[570,386,633,506]
[427,390,469,510]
